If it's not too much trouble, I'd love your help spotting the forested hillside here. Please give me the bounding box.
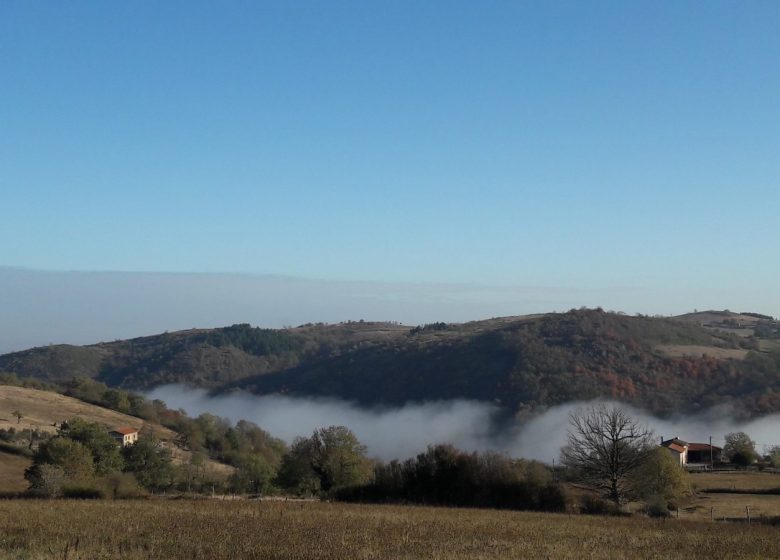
[227,310,780,418]
[2,309,779,419]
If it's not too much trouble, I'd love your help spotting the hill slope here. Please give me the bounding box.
[0,385,232,492]
[225,310,780,418]
[0,322,410,388]
[1,310,779,419]
[0,385,172,436]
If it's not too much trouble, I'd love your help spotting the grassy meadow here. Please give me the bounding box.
[680,471,780,523]
[0,500,779,560]
[0,386,160,436]
[0,451,29,493]
[692,471,780,492]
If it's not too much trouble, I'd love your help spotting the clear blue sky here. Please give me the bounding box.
[1,2,778,310]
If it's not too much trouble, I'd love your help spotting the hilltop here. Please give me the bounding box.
[1,309,779,419]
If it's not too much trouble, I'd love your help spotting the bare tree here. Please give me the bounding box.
[561,404,654,507]
[11,410,23,425]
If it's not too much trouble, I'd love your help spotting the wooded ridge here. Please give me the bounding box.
[1,309,778,419]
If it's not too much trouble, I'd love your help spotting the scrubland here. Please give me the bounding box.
[0,500,779,560]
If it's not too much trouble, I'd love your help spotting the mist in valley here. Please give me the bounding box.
[146,385,780,462]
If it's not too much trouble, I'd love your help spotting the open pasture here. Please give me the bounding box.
[0,500,778,559]
[0,451,29,494]
[691,470,780,492]
[682,470,780,523]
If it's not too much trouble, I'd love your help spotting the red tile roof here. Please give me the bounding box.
[111,427,138,435]
[687,443,722,452]
[666,443,686,453]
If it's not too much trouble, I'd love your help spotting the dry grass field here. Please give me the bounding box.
[680,471,780,522]
[692,471,780,492]
[0,451,29,493]
[0,500,778,560]
[684,493,780,522]
[0,386,166,436]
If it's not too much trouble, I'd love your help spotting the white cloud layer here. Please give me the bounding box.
[146,385,780,462]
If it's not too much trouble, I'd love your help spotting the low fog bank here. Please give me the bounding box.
[146,385,780,462]
[146,386,505,461]
[513,402,780,461]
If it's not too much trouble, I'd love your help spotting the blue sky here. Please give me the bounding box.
[1,2,778,314]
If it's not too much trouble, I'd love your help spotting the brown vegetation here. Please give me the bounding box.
[0,500,778,559]
[0,451,30,493]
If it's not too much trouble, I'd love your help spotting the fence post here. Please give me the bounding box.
[746,506,751,525]
[710,507,714,521]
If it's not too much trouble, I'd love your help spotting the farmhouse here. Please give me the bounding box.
[661,438,688,466]
[686,442,723,465]
[660,437,722,468]
[109,427,139,447]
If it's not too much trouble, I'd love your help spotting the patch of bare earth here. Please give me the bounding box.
[656,345,748,360]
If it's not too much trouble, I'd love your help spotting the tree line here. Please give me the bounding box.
[336,445,567,512]
[4,374,777,515]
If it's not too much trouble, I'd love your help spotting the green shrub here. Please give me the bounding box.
[100,472,147,499]
[62,483,106,499]
[644,495,671,518]
[579,494,616,515]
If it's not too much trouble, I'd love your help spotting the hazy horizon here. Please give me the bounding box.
[2,265,775,354]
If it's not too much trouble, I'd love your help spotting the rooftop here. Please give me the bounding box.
[687,442,722,452]
[110,427,138,435]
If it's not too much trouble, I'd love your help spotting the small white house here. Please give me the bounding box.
[109,427,139,447]
[661,437,688,466]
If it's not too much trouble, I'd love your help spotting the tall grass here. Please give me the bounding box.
[0,500,778,559]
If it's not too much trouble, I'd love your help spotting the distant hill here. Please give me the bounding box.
[1,309,779,419]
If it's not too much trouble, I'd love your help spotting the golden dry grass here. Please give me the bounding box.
[0,386,166,436]
[0,451,30,493]
[0,500,778,560]
[685,493,780,522]
[692,471,780,492]
[679,471,780,522]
